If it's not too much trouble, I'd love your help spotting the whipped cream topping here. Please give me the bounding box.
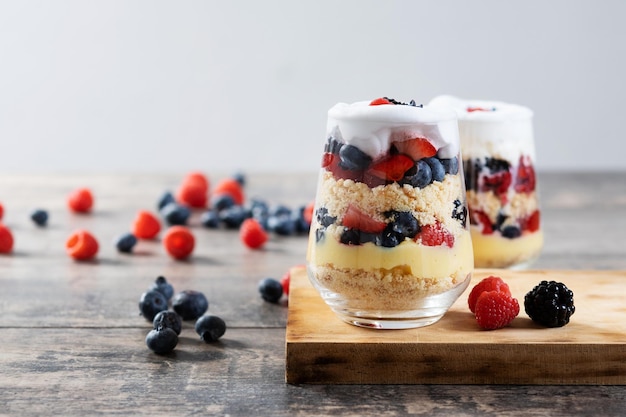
[327,100,460,159]
[428,95,536,162]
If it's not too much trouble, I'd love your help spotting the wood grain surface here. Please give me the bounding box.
[286,268,626,384]
[2,172,626,416]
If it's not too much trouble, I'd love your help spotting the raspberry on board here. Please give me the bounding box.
[212,178,245,206]
[467,276,512,313]
[474,290,520,330]
[163,225,195,260]
[67,188,94,213]
[66,229,99,260]
[0,223,14,253]
[239,218,268,249]
[132,210,161,239]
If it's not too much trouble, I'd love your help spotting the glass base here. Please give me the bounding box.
[310,272,472,330]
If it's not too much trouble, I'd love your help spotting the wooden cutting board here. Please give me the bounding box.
[285,267,626,385]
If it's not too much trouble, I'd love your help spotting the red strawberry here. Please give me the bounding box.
[321,152,334,168]
[514,155,536,193]
[417,222,455,247]
[474,290,519,330]
[521,210,541,233]
[367,154,414,182]
[341,204,386,233]
[471,210,493,235]
[370,97,392,106]
[481,171,512,195]
[392,137,437,161]
[467,276,512,313]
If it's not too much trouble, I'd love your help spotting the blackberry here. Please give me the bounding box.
[524,281,575,327]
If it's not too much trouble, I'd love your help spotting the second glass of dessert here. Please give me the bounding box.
[306,97,474,329]
[429,95,543,269]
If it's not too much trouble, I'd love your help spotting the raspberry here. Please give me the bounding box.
[474,290,520,330]
[0,223,14,254]
[524,280,575,327]
[239,218,268,249]
[67,188,94,213]
[176,178,208,208]
[417,222,454,247]
[0,202,4,220]
[213,178,245,206]
[280,270,291,296]
[132,210,161,239]
[468,276,511,313]
[66,229,99,260]
[163,225,195,260]
[182,171,209,192]
[303,200,315,225]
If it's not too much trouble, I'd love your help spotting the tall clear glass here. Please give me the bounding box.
[306,98,474,329]
[429,96,543,269]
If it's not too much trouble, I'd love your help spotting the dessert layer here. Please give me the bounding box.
[471,229,544,268]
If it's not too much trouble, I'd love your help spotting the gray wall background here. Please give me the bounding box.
[1,0,624,174]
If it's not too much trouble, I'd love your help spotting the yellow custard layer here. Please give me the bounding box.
[307,230,474,279]
[471,228,544,268]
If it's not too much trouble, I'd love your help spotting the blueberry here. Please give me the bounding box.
[340,228,362,245]
[267,215,296,236]
[145,328,178,354]
[407,160,432,188]
[451,200,468,228]
[139,290,168,321]
[249,198,270,219]
[485,157,510,173]
[153,310,182,335]
[30,209,48,227]
[294,205,311,233]
[316,207,336,227]
[232,172,246,186]
[270,205,292,217]
[212,194,235,212]
[379,230,401,248]
[339,144,372,171]
[115,232,137,253]
[160,202,191,226]
[200,210,220,228]
[258,278,283,303]
[315,228,325,242]
[441,157,459,175]
[151,276,174,301]
[501,225,522,239]
[219,205,248,229]
[424,157,445,183]
[173,290,209,321]
[157,191,176,211]
[195,315,227,343]
[324,137,343,154]
[386,211,420,239]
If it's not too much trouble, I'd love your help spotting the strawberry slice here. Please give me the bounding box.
[392,137,437,161]
[520,210,540,233]
[416,222,455,247]
[341,204,386,233]
[481,171,512,196]
[370,97,392,106]
[514,155,536,193]
[367,154,414,182]
[471,210,493,235]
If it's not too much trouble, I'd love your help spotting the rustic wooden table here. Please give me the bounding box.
[1,172,625,416]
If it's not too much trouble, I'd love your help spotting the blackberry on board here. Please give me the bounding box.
[524,280,575,327]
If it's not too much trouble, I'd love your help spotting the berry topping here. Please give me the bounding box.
[369,97,392,106]
[524,281,575,327]
[468,276,512,314]
[258,277,283,303]
[195,315,227,342]
[338,144,373,171]
[162,225,195,260]
[514,155,537,193]
[342,204,386,234]
[416,222,454,247]
[172,290,209,321]
[132,210,161,239]
[115,232,137,253]
[240,218,268,249]
[474,290,520,330]
[145,328,178,355]
[67,187,94,213]
[0,223,14,254]
[30,209,49,227]
[139,289,168,321]
[392,137,437,161]
[153,310,182,335]
[66,230,99,261]
[367,154,415,182]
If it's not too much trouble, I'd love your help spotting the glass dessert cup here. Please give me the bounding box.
[306,98,474,329]
[429,96,544,269]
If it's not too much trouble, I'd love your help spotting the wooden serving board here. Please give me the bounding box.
[285,267,626,385]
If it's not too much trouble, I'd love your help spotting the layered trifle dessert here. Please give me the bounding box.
[306,97,474,328]
[429,95,543,269]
